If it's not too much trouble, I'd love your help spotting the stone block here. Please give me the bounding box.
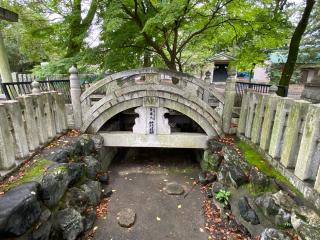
[251,93,267,144]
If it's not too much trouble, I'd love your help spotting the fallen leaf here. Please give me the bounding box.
[156,216,161,221]
[177,204,182,209]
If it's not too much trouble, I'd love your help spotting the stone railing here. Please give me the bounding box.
[237,89,320,208]
[0,91,67,171]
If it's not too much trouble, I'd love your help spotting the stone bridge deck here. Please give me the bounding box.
[100,131,209,149]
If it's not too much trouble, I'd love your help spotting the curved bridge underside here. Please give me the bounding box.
[80,68,224,147]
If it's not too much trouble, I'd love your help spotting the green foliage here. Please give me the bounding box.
[215,189,231,206]
[101,0,292,72]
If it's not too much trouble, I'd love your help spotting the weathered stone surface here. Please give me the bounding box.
[255,193,280,216]
[101,186,113,198]
[260,228,290,240]
[211,182,226,194]
[228,166,248,188]
[68,162,84,186]
[83,208,96,231]
[272,190,296,212]
[223,145,251,173]
[0,182,41,237]
[201,150,223,172]
[238,197,260,225]
[165,182,184,195]
[249,167,270,191]
[47,147,72,163]
[117,208,136,228]
[52,208,84,240]
[41,164,71,208]
[84,156,101,179]
[89,134,104,149]
[65,187,89,213]
[207,138,225,153]
[291,206,320,240]
[74,135,95,156]
[80,180,102,206]
[31,221,52,240]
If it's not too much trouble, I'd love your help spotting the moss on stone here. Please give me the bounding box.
[3,159,54,191]
[237,140,301,196]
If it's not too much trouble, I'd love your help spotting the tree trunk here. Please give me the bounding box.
[278,0,315,95]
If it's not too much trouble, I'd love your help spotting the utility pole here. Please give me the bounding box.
[0,7,18,83]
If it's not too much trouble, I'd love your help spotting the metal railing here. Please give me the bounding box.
[1,80,71,103]
[235,81,288,106]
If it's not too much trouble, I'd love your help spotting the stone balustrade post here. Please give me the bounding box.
[237,89,250,136]
[43,92,57,138]
[268,97,294,159]
[4,100,29,158]
[295,104,320,181]
[244,91,257,138]
[0,104,15,169]
[251,93,267,144]
[30,93,48,144]
[222,68,237,134]
[259,87,280,151]
[17,95,40,151]
[31,80,41,94]
[203,71,211,102]
[69,66,82,129]
[280,100,310,168]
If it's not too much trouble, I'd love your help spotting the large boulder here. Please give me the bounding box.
[64,187,89,213]
[31,221,52,240]
[255,193,280,216]
[207,138,225,153]
[84,156,101,179]
[73,135,95,156]
[260,228,290,240]
[223,145,251,173]
[291,206,320,240]
[228,166,248,188]
[41,164,71,208]
[238,196,260,225]
[47,147,74,163]
[83,208,96,231]
[249,167,270,191]
[52,208,84,240]
[272,190,296,212]
[201,150,223,172]
[80,180,102,206]
[0,182,42,237]
[67,162,84,186]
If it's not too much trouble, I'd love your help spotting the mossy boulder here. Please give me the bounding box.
[41,164,71,208]
[0,182,42,237]
[84,156,101,179]
[201,150,222,172]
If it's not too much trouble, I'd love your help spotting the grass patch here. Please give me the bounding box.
[237,139,301,196]
[3,159,54,191]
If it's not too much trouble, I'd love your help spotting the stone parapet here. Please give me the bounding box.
[238,91,320,210]
[0,92,67,172]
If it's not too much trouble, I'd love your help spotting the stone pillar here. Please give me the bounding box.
[259,91,280,151]
[268,98,293,159]
[237,89,250,136]
[222,68,237,134]
[31,80,41,94]
[50,91,63,134]
[18,95,40,151]
[244,91,258,138]
[250,93,267,144]
[280,100,309,168]
[4,100,29,158]
[30,93,48,144]
[295,104,320,181]
[203,71,211,102]
[0,104,15,169]
[53,92,68,132]
[69,66,82,129]
[43,92,57,138]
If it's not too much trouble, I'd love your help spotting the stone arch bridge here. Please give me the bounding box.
[72,68,230,149]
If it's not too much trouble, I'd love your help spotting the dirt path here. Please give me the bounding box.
[93,148,208,240]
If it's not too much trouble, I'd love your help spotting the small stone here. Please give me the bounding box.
[206,188,213,198]
[260,228,290,240]
[117,208,136,228]
[198,172,208,185]
[84,156,101,179]
[165,182,184,195]
[255,192,280,216]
